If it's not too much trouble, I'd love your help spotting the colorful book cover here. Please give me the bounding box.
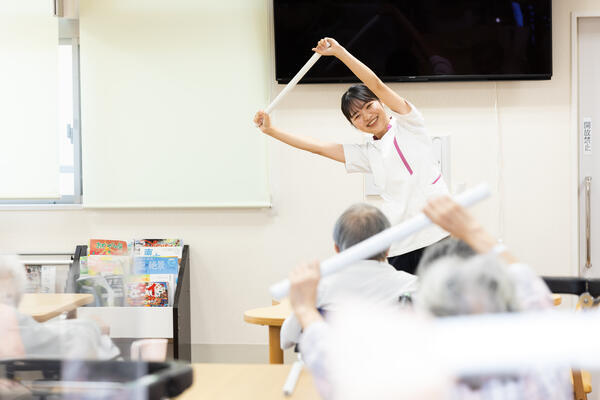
[87,255,130,276]
[104,274,125,306]
[40,266,56,294]
[134,239,182,248]
[126,281,169,307]
[79,256,88,275]
[144,282,169,306]
[89,239,129,256]
[126,282,147,306]
[128,274,175,306]
[135,246,183,259]
[24,265,41,293]
[133,257,178,275]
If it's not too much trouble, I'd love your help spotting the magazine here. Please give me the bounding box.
[135,246,183,259]
[76,275,123,307]
[87,255,130,276]
[24,265,41,293]
[133,257,178,275]
[40,266,56,293]
[126,280,169,307]
[104,274,125,306]
[89,239,129,256]
[79,256,88,275]
[134,239,182,248]
[127,274,175,306]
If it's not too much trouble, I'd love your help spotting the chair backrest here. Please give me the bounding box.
[542,277,600,297]
[542,277,593,399]
[130,338,168,361]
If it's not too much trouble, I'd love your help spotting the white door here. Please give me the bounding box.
[579,17,600,279]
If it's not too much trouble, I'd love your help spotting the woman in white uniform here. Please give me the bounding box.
[254,37,449,273]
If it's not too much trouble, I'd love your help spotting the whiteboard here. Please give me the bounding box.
[79,0,270,208]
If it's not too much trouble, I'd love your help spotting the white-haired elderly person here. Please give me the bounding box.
[0,255,119,360]
[280,203,419,350]
[288,196,571,400]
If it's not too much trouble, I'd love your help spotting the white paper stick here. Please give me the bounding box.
[265,44,330,114]
[330,306,600,399]
[434,312,600,374]
[282,359,304,396]
[270,183,491,300]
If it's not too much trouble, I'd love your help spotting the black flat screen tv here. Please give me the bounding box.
[273,0,552,83]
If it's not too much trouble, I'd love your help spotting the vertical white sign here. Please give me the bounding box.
[584,117,592,155]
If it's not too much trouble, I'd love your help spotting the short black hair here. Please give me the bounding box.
[340,84,380,124]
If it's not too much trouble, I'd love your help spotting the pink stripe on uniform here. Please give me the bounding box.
[432,174,441,184]
[393,137,413,175]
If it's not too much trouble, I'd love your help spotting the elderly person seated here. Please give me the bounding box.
[289,196,570,400]
[280,203,418,349]
[0,255,119,360]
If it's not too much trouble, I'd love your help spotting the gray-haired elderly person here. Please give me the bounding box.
[280,203,419,350]
[0,255,119,360]
[288,196,571,400]
[412,198,571,399]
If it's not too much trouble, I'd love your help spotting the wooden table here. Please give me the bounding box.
[18,293,94,322]
[244,299,291,364]
[175,363,320,399]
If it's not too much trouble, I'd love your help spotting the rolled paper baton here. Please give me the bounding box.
[265,43,330,114]
[269,183,491,300]
[282,359,304,396]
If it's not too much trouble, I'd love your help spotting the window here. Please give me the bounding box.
[56,38,82,204]
[0,19,81,206]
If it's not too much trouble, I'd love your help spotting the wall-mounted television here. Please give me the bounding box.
[273,0,552,83]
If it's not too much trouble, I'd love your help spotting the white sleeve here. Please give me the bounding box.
[18,314,120,359]
[507,263,554,311]
[299,321,332,399]
[280,314,303,350]
[343,143,371,173]
[388,100,426,132]
[281,281,329,350]
[399,272,419,294]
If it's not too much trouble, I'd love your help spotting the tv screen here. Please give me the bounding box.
[273,0,552,83]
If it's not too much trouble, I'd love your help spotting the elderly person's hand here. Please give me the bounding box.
[289,260,324,329]
[423,196,483,241]
[424,196,517,263]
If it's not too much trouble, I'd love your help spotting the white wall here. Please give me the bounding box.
[0,0,597,346]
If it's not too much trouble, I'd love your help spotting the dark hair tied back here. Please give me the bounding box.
[340,84,380,124]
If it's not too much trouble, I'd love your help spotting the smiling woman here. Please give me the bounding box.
[254,37,450,274]
[342,86,390,138]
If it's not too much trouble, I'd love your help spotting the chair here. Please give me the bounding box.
[130,338,168,361]
[542,277,600,400]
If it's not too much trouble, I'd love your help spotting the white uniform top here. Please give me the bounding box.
[343,102,449,257]
[280,259,417,349]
